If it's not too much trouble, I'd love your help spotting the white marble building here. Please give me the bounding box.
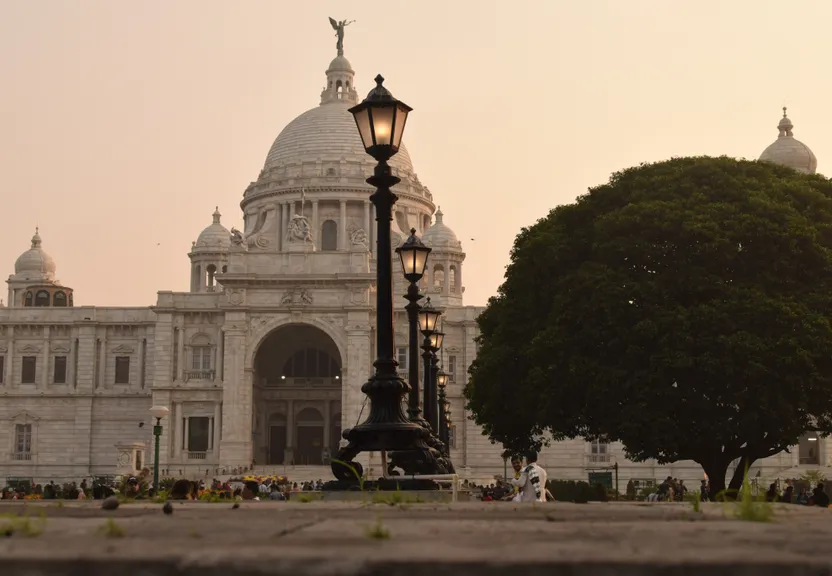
[0,45,827,489]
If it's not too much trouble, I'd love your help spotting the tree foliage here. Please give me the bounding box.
[465,157,832,494]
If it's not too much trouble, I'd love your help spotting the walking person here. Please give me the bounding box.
[511,451,548,503]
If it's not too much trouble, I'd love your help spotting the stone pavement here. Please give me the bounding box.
[1,500,831,575]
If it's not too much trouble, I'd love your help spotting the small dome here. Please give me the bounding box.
[759,108,817,174]
[14,228,56,281]
[193,207,231,253]
[422,208,461,250]
[328,55,353,72]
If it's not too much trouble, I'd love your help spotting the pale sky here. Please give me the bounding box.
[1,0,829,307]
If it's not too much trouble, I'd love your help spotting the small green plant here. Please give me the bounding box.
[734,466,773,523]
[686,490,702,513]
[365,516,390,540]
[152,490,169,503]
[297,493,314,503]
[332,459,366,492]
[0,512,46,538]
[55,500,64,508]
[100,518,125,538]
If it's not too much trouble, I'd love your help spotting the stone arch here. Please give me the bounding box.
[245,317,347,373]
[248,319,346,467]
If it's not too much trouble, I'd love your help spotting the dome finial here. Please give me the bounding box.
[435,206,444,224]
[31,227,42,248]
[212,206,221,224]
[777,107,794,137]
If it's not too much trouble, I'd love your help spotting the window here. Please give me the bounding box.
[115,356,130,384]
[433,266,445,289]
[449,267,458,293]
[282,348,340,378]
[321,220,338,251]
[397,347,408,371]
[53,291,67,307]
[0,356,4,384]
[192,347,212,371]
[21,356,37,384]
[53,356,67,384]
[447,355,457,382]
[24,291,33,307]
[448,425,457,449]
[185,416,212,452]
[799,432,820,465]
[590,440,610,463]
[35,290,50,307]
[14,424,32,456]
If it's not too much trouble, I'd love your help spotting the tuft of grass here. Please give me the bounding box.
[0,512,46,538]
[100,518,125,538]
[55,500,64,508]
[735,471,773,523]
[152,490,169,503]
[365,516,390,540]
[297,493,314,503]
[686,490,702,513]
[332,458,366,492]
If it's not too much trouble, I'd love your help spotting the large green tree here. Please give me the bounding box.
[465,157,832,496]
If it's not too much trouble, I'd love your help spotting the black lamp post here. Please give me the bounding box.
[396,229,431,422]
[331,75,430,482]
[428,329,444,433]
[149,405,170,494]
[436,369,448,445]
[419,299,442,432]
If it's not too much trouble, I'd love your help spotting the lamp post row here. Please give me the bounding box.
[398,230,450,450]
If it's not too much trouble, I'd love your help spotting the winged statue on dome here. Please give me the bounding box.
[329,17,355,56]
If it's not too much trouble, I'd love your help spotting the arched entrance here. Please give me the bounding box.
[252,323,343,466]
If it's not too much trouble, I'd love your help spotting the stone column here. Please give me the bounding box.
[281,203,289,251]
[173,401,182,458]
[75,325,95,392]
[98,329,107,389]
[183,417,190,454]
[285,399,295,465]
[176,325,185,382]
[363,201,371,246]
[219,319,252,467]
[6,287,13,308]
[136,330,145,391]
[312,200,319,242]
[5,326,14,387]
[444,259,451,296]
[344,321,372,453]
[216,330,224,383]
[213,402,222,454]
[41,326,50,389]
[323,399,332,451]
[67,330,75,388]
[339,200,347,250]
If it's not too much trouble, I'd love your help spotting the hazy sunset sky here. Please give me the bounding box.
[1,0,829,307]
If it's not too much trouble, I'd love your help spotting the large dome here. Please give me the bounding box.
[759,109,817,174]
[263,101,415,175]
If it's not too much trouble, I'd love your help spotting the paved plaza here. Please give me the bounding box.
[2,500,831,574]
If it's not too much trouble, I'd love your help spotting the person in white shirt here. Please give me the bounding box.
[511,451,548,502]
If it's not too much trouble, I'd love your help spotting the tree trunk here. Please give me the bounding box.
[727,455,757,492]
[700,460,729,500]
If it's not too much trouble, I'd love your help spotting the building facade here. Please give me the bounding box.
[0,46,828,489]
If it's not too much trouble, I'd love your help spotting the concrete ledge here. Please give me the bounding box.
[2,501,831,575]
[4,559,832,576]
